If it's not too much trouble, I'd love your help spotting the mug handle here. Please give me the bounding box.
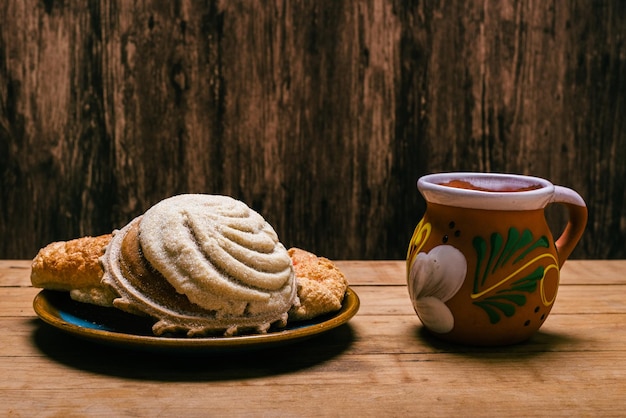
[550,186,588,268]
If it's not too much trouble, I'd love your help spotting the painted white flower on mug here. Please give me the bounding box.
[408,245,467,333]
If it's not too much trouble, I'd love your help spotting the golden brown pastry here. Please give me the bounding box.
[30,198,350,337]
[287,247,348,321]
[30,234,116,307]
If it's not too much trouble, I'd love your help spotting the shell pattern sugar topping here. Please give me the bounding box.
[139,194,295,311]
[101,194,298,336]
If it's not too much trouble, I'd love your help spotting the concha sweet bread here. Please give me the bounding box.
[101,194,298,336]
[30,194,351,337]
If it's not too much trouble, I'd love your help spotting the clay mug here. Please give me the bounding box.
[406,172,587,346]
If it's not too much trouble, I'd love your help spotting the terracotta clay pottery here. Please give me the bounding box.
[407,172,587,346]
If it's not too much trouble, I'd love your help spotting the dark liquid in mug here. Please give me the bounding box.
[439,179,542,192]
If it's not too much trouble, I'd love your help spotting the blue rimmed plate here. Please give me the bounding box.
[33,288,359,352]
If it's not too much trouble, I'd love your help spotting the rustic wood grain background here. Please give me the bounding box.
[1,0,625,261]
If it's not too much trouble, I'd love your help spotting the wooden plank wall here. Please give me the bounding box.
[1,1,625,261]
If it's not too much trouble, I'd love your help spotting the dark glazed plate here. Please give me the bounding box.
[33,288,359,353]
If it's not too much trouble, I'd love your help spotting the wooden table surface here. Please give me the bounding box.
[1,259,625,417]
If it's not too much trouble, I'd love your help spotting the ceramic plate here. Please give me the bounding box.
[33,288,360,352]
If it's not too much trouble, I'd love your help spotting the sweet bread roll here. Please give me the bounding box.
[287,248,348,321]
[30,195,351,337]
[31,234,116,306]
[101,194,298,336]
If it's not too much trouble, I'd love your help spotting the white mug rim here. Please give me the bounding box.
[417,172,555,210]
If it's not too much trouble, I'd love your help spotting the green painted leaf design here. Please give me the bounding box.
[474,293,530,324]
[474,302,501,324]
[492,293,527,306]
[472,229,549,324]
[475,300,516,319]
[507,266,545,293]
[493,228,533,270]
